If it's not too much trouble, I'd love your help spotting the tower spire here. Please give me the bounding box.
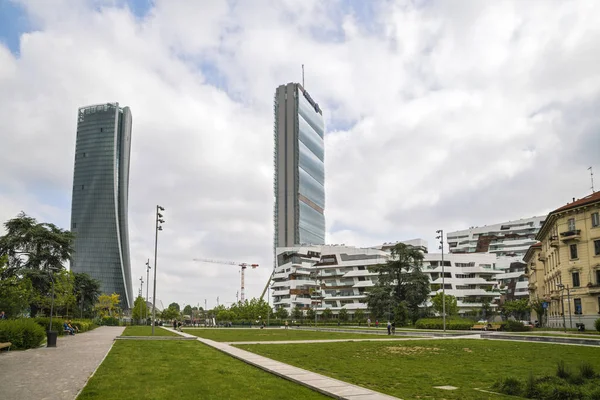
[589,166,595,193]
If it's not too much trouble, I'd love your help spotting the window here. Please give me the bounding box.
[595,240,600,256]
[81,185,84,190]
[574,298,582,315]
[572,271,580,287]
[592,212,600,228]
[568,218,576,231]
[100,128,103,132]
[596,270,600,285]
[72,223,76,229]
[570,244,578,259]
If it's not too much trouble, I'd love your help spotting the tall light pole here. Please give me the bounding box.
[557,283,567,332]
[151,205,165,335]
[145,259,150,324]
[139,276,144,325]
[436,230,446,332]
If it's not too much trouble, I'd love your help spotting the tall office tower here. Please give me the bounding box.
[70,103,133,309]
[274,83,325,251]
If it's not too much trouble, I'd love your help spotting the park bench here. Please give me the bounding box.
[0,342,12,352]
[470,324,487,330]
[488,324,502,331]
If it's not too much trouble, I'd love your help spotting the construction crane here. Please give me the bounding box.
[193,258,258,302]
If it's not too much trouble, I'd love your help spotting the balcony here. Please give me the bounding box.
[560,230,581,242]
[587,284,600,294]
[549,236,559,247]
[538,252,547,262]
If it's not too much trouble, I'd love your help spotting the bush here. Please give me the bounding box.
[100,316,121,326]
[414,318,474,330]
[557,360,571,379]
[505,320,531,332]
[493,377,522,396]
[595,318,600,333]
[579,362,596,380]
[33,317,67,335]
[0,319,46,349]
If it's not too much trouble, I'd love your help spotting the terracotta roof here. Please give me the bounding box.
[531,242,542,248]
[550,191,600,214]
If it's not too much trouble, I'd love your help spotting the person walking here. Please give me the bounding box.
[387,321,391,335]
[367,318,371,327]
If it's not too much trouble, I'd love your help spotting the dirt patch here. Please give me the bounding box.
[384,346,441,355]
[463,348,472,353]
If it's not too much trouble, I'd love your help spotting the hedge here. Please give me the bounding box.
[414,318,474,330]
[0,319,46,349]
[33,317,97,335]
[505,320,531,332]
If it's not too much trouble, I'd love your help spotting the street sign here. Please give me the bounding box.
[542,302,549,309]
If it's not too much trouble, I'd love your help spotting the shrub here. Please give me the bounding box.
[557,360,571,379]
[505,320,530,332]
[493,377,522,396]
[414,318,474,330]
[595,318,600,333]
[33,317,67,336]
[0,319,46,349]
[579,362,596,380]
[523,373,539,398]
[100,316,120,326]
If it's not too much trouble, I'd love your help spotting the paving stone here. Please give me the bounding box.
[434,385,458,390]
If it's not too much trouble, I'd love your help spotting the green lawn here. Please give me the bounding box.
[78,341,328,400]
[184,328,417,342]
[121,326,180,336]
[237,339,600,400]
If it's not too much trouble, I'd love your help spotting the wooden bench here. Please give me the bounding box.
[488,324,502,331]
[471,324,487,330]
[0,342,12,352]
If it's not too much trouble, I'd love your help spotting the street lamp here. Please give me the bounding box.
[151,205,165,335]
[139,276,144,325]
[436,229,446,332]
[145,259,151,324]
[557,283,572,331]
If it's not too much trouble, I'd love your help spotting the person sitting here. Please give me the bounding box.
[63,322,75,335]
[67,321,79,333]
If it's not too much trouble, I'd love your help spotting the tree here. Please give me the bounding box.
[338,308,348,322]
[367,243,430,325]
[275,307,289,320]
[168,302,180,312]
[322,308,333,321]
[132,296,148,323]
[161,306,179,321]
[500,298,530,321]
[292,305,303,320]
[95,293,121,317]
[306,308,315,322]
[430,293,459,317]
[481,298,494,320]
[183,304,193,317]
[354,309,365,324]
[73,273,101,318]
[529,298,546,326]
[0,255,33,317]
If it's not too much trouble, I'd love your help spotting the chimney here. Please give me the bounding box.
[573,197,575,202]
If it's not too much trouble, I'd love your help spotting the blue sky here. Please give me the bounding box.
[0,0,28,54]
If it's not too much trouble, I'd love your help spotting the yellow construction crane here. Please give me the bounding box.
[193,258,258,302]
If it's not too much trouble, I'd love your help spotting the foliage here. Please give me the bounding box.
[0,255,33,317]
[100,316,120,326]
[33,317,97,333]
[73,273,101,318]
[322,308,333,320]
[480,298,494,319]
[430,293,459,317]
[530,298,546,325]
[183,304,193,317]
[216,309,236,322]
[354,309,365,323]
[160,305,180,321]
[505,320,531,332]
[121,326,180,336]
[338,308,348,322]
[0,319,46,349]
[292,305,303,320]
[275,307,288,320]
[168,302,180,312]
[500,298,531,321]
[185,329,411,342]
[414,318,474,330]
[306,308,315,321]
[595,318,600,333]
[131,296,148,322]
[229,298,272,321]
[95,293,121,318]
[366,243,429,324]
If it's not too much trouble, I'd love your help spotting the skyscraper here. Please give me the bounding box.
[70,103,133,309]
[274,83,325,249]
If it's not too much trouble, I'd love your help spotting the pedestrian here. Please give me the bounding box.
[375,320,379,328]
[0,311,6,320]
[173,319,177,330]
[391,321,396,335]
[387,321,391,335]
[285,320,288,329]
[367,318,371,327]
[177,321,182,332]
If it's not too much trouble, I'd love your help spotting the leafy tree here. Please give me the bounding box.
[500,298,530,321]
[338,308,348,322]
[367,243,430,325]
[275,307,289,320]
[322,308,333,321]
[354,309,365,324]
[430,293,459,317]
[216,309,235,322]
[183,304,193,317]
[95,293,121,317]
[53,270,76,316]
[480,298,494,319]
[168,302,180,312]
[161,306,179,321]
[132,296,148,322]
[73,273,101,318]
[0,255,33,317]
[292,305,303,320]
[306,308,315,322]
[530,298,546,326]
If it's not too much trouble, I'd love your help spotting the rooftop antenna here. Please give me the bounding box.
[302,64,305,88]
[589,166,595,193]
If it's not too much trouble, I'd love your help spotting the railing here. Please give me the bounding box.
[560,230,581,239]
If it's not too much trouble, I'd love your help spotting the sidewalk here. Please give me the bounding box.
[168,328,400,400]
[0,326,124,400]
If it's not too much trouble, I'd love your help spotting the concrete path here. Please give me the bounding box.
[170,328,400,399]
[0,326,124,400]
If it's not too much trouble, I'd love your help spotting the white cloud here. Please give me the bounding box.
[1,0,599,309]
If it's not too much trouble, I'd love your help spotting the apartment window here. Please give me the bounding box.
[595,240,600,256]
[572,271,580,288]
[100,128,103,132]
[596,270,600,285]
[568,218,576,231]
[574,298,582,315]
[72,223,76,229]
[592,212,600,228]
[570,244,578,259]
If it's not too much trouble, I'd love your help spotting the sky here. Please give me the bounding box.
[1,0,599,310]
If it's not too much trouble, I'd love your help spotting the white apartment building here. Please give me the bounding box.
[273,242,504,317]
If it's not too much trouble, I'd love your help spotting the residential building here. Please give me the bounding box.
[272,246,323,311]
[496,261,529,301]
[527,192,600,329]
[273,83,325,251]
[70,103,133,309]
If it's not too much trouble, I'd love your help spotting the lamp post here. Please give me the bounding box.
[557,283,567,332]
[47,269,57,347]
[139,277,144,325]
[145,259,150,324]
[151,205,165,335]
[436,230,446,332]
[566,285,572,329]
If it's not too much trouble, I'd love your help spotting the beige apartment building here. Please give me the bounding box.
[526,192,600,329]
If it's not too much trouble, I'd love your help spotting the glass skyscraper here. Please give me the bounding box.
[70,103,133,309]
[274,83,325,249]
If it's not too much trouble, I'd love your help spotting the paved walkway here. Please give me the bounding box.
[0,326,124,400]
[169,328,400,400]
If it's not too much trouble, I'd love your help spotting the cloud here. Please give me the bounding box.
[0,0,599,308]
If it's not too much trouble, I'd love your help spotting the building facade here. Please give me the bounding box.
[273,83,325,251]
[527,192,600,329]
[70,103,133,309]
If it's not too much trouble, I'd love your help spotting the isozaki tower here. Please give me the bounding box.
[274,83,325,249]
[70,103,133,309]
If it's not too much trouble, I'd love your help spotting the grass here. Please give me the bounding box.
[78,341,328,400]
[237,339,600,400]
[184,328,417,342]
[121,326,180,336]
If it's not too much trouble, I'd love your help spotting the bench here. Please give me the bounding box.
[488,324,502,331]
[471,324,487,330]
[0,342,12,352]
